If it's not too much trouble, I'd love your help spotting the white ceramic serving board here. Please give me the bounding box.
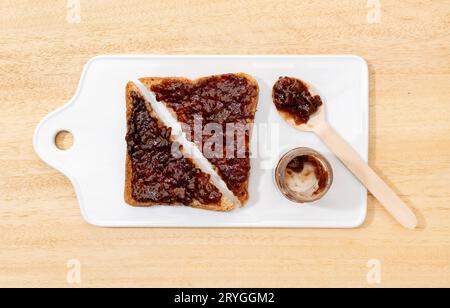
[34,55,369,228]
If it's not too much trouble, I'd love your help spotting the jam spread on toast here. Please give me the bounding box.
[150,74,258,202]
[126,91,222,205]
[273,77,323,125]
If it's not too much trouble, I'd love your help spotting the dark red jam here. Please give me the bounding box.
[126,91,222,205]
[150,74,258,201]
[273,77,323,125]
[286,155,328,195]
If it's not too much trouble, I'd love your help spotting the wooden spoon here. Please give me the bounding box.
[275,83,417,229]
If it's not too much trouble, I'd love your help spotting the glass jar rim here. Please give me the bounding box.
[274,147,334,203]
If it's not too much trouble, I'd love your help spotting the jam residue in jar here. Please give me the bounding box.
[285,155,329,198]
[126,91,222,205]
[273,77,323,125]
[150,74,259,203]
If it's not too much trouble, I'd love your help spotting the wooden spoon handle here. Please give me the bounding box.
[315,123,417,229]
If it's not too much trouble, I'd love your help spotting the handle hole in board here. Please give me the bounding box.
[55,130,74,151]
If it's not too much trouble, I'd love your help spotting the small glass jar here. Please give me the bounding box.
[275,148,333,203]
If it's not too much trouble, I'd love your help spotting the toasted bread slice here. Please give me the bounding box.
[125,82,234,211]
[140,74,259,206]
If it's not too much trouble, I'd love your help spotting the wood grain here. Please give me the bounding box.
[0,0,449,288]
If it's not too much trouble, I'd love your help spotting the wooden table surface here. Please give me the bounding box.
[1,0,449,288]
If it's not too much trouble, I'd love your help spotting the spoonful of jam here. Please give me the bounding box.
[273,77,417,229]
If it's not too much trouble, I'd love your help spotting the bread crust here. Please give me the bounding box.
[139,73,259,206]
[124,82,234,212]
